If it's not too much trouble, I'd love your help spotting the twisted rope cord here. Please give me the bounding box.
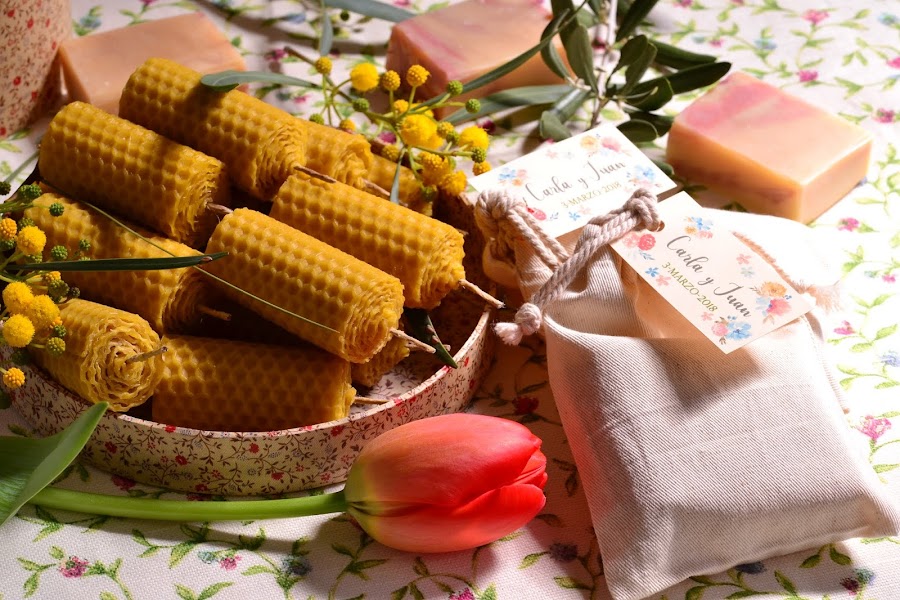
[474,189,570,270]
[495,189,661,345]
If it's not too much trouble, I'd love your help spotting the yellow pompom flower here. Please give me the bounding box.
[3,314,35,348]
[16,226,47,256]
[421,156,452,187]
[406,65,430,88]
[392,99,410,115]
[399,114,442,149]
[381,145,401,162]
[349,63,379,93]
[314,56,333,75]
[3,282,34,314]
[439,171,468,196]
[0,218,17,241]
[436,122,455,138]
[380,70,401,92]
[473,161,492,176]
[25,294,60,330]
[419,152,444,171]
[41,271,62,284]
[2,367,25,390]
[339,118,357,132]
[458,126,490,150]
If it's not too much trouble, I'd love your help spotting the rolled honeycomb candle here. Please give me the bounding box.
[666,72,872,223]
[367,153,431,215]
[32,299,163,411]
[351,336,411,388]
[152,335,356,431]
[303,121,373,191]
[38,101,230,248]
[59,12,246,115]
[26,194,217,334]
[204,208,405,363]
[270,173,465,309]
[385,0,565,108]
[119,58,307,200]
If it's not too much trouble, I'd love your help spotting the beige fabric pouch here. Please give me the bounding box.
[480,191,900,600]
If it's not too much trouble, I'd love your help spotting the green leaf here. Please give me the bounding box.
[725,592,760,599]
[873,463,900,473]
[198,582,234,600]
[332,543,355,557]
[561,24,598,90]
[242,565,275,576]
[200,70,322,93]
[626,77,673,111]
[774,571,797,594]
[553,576,591,590]
[318,12,334,56]
[875,324,897,340]
[404,308,458,368]
[446,84,571,123]
[631,61,731,96]
[828,545,851,565]
[391,587,409,600]
[520,552,545,568]
[617,119,659,142]
[850,342,874,353]
[324,0,413,22]
[175,584,196,600]
[6,253,227,274]
[617,0,661,40]
[622,43,657,94]
[613,35,650,74]
[652,40,717,69]
[24,572,40,598]
[627,111,673,135]
[49,546,65,560]
[540,14,570,79]
[413,557,429,576]
[875,381,900,389]
[169,541,197,568]
[799,553,821,568]
[539,110,573,142]
[685,586,706,600]
[0,403,108,527]
[99,592,119,600]
[479,583,498,600]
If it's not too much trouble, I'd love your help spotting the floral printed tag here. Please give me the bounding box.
[469,125,676,238]
[610,192,813,353]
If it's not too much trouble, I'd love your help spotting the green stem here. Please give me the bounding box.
[30,487,349,522]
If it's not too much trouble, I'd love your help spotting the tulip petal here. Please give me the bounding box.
[351,482,547,553]
[345,414,545,507]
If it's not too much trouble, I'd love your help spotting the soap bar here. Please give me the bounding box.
[386,0,565,106]
[666,72,871,223]
[59,12,245,114]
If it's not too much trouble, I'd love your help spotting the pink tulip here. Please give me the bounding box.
[343,413,548,553]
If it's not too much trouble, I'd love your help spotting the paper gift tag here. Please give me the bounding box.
[610,192,813,353]
[469,125,676,238]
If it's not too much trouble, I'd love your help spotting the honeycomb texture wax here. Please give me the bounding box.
[351,336,411,388]
[270,173,465,309]
[666,72,872,223]
[26,194,215,334]
[303,121,373,190]
[119,58,307,200]
[204,208,405,363]
[39,101,230,248]
[367,153,431,215]
[32,299,162,411]
[152,335,356,432]
[59,12,245,115]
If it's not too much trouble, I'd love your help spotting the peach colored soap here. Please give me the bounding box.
[386,0,565,104]
[666,72,872,223]
[59,12,245,115]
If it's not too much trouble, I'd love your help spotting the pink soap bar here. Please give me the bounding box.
[666,72,872,223]
[59,13,245,115]
[386,0,565,105]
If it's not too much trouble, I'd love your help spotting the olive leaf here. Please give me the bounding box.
[319,11,334,56]
[616,0,662,41]
[6,253,228,273]
[617,119,658,143]
[201,71,322,93]
[652,41,716,69]
[324,0,413,22]
[630,61,731,96]
[445,85,571,124]
[0,402,108,527]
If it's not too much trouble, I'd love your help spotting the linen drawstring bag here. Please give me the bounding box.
[476,189,900,600]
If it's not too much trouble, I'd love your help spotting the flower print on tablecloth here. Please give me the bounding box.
[752,281,793,324]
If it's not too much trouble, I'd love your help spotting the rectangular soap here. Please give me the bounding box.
[59,12,245,115]
[386,0,566,108]
[666,71,872,223]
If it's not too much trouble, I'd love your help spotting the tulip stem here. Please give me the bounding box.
[28,487,349,522]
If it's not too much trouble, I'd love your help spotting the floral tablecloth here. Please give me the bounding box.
[1,1,898,599]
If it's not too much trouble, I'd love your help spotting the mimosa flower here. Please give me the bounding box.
[343,413,547,553]
[349,63,379,93]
